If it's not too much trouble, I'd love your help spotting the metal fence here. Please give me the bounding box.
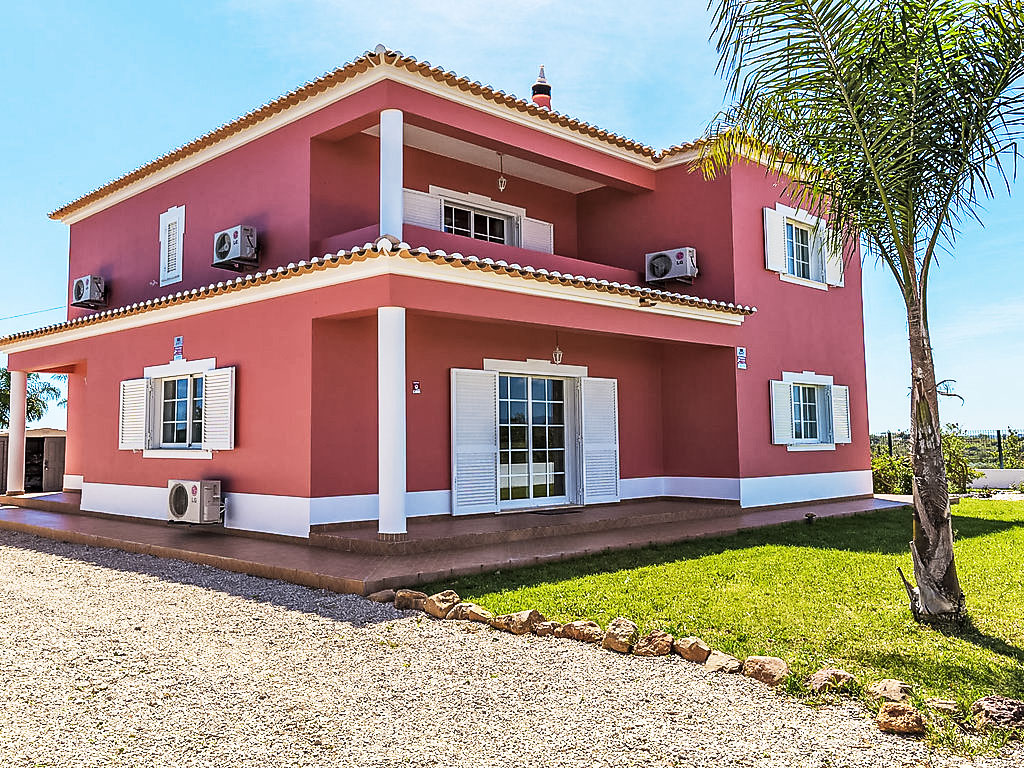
[870,429,1024,469]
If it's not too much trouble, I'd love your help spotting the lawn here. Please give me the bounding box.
[430,499,1024,710]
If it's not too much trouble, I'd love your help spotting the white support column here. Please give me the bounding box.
[5,370,27,495]
[379,108,404,240]
[377,306,407,537]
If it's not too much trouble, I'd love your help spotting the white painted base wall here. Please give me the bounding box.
[79,470,871,537]
[971,469,1024,489]
[738,469,873,508]
[63,474,84,491]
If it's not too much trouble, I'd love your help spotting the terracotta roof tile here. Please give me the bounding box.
[0,239,755,347]
[50,46,704,221]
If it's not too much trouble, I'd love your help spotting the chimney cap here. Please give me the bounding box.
[531,65,551,108]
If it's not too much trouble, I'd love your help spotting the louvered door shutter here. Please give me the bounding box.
[520,217,554,254]
[202,367,236,451]
[450,368,499,515]
[764,207,787,273]
[579,377,620,504]
[159,205,185,286]
[118,378,151,450]
[770,380,795,445]
[403,189,443,230]
[831,385,852,444]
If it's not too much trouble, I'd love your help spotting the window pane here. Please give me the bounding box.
[510,451,528,473]
[175,400,188,421]
[550,474,565,496]
[499,401,509,424]
[531,378,546,401]
[550,451,565,473]
[162,423,175,443]
[509,376,527,399]
[548,426,564,449]
[163,380,176,398]
[532,426,547,449]
[548,402,563,425]
[175,424,187,443]
[489,217,505,242]
[193,377,203,398]
[510,426,527,449]
[550,379,563,400]
[499,376,509,399]
[163,401,176,421]
[500,476,510,501]
[509,400,527,424]
[532,402,547,425]
[499,427,510,450]
[175,379,188,398]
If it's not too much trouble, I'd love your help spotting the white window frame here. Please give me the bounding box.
[141,358,217,459]
[430,185,526,247]
[442,201,513,245]
[785,221,814,281]
[765,203,843,291]
[156,373,205,450]
[159,205,185,287]
[777,371,837,451]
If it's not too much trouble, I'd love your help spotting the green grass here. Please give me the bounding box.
[428,499,1024,712]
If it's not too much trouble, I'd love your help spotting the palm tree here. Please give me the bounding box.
[0,367,63,429]
[700,0,1024,620]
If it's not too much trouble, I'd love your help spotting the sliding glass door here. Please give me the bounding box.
[498,375,568,506]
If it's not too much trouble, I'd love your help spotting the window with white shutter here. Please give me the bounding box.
[159,205,185,287]
[765,203,843,289]
[771,373,852,449]
[201,367,236,451]
[118,378,151,450]
[450,368,500,515]
[578,377,620,504]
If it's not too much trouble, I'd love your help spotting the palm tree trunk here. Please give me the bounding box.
[906,297,964,620]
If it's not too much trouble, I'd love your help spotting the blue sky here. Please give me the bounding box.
[1,0,1020,431]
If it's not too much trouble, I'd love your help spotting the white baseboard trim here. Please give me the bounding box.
[739,469,872,508]
[62,474,84,491]
[620,476,740,501]
[971,468,1024,489]
[78,471,871,537]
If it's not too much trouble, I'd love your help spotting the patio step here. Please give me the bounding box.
[309,499,739,555]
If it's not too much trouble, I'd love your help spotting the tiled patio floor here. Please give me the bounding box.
[0,495,907,595]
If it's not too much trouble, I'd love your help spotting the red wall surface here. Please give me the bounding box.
[577,163,737,303]
[727,160,871,478]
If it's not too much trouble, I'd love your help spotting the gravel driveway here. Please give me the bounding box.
[1,529,1020,768]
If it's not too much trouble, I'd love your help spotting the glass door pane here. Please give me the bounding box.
[499,375,567,504]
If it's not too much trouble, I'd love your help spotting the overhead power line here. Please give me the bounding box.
[0,305,66,323]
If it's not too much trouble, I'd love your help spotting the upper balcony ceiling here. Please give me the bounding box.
[49,45,706,224]
[362,123,602,194]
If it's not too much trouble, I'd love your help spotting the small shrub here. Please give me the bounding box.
[942,424,983,494]
[872,454,913,494]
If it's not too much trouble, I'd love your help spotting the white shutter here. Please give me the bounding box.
[118,378,151,450]
[202,367,236,451]
[770,380,795,445]
[450,368,499,515]
[764,207,787,273]
[159,205,185,287]
[520,216,554,254]
[579,377,620,504]
[403,189,443,230]
[831,385,852,444]
[824,230,845,287]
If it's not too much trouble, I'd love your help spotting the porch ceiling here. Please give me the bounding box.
[362,123,603,194]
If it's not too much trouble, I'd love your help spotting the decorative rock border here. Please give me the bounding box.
[381,588,1024,739]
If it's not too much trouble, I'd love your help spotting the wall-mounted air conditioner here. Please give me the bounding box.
[71,275,106,308]
[645,247,699,283]
[167,479,223,525]
[212,226,258,271]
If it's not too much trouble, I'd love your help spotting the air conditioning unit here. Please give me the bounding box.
[71,275,106,308]
[645,247,699,283]
[167,480,223,525]
[212,225,258,270]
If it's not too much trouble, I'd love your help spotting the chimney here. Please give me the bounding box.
[531,66,551,109]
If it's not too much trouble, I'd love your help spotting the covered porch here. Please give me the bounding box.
[0,493,902,595]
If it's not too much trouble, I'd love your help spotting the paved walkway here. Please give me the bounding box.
[0,496,906,595]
